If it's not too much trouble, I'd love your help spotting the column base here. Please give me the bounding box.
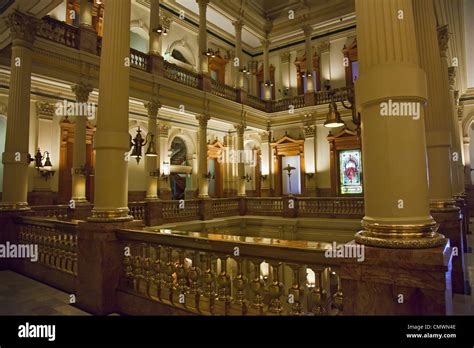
[87,207,133,223]
[0,202,30,211]
[355,219,446,249]
[431,206,467,294]
[68,202,93,221]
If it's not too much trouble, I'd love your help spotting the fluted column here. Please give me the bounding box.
[354,0,444,248]
[149,0,162,56]
[235,123,246,196]
[79,0,93,27]
[144,100,160,200]
[196,114,210,197]
[413,0,455,209]
[89,0,132,222]
[303,25,314,93]
[233,19,244,89]
[157,124,171,199]
[463,137,472,185]
[71,83,93,204]
[262,39,271,101]
[1,12,37,210]
[197,0,209,74]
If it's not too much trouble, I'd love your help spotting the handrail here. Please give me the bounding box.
[163,60,199,88]
[38,16,79,49]
[211,80,238,102]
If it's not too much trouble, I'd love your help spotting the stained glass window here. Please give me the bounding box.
[339,149,362,194]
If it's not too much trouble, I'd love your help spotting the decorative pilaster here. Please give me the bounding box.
[303,25,314,93]
[1,11,37,210]
[71,82,93,204]
[262,39,271,101]
[303,114,317,196]
[157,124,171,199]
[196,114,210,198]
[235,122,246,197]
[144,98,160,200]
[233,19,244,89]
[354,0,444,248]
[88,0,132,222]
[260,127,272,197]
[463,136,472,185]
[197,0,209,74]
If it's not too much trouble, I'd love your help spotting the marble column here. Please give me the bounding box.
[78,0,97,54]
[235,123,246,196]
[463,136,472,185]
[196,114,210,197]
[149,0,162,56]
[233,19,244,89]
[79,0,93,27]
[303,123,317,196]
[89,0,132,222]
[260,130,272,196]
[354,0,445,248]
[303,25,314,93]
[414,0,464,293]
[262,39,271,101]
[157,124,171,199]
[1,12,36,210]
[71,82,93,204]
[197,0,209,74]
[144,100,160,200]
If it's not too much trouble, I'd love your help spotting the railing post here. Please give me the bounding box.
[237,88,247,104]
[340,243,453,315]
[145,200,163,226]
[149,54,164,76]
[239,197,247,216]
[78,26,98,54]
[67,203,93,221]
[304,92,316,106]
[199,198,213,220]
[198,74,212,92]
[283,196,297,218]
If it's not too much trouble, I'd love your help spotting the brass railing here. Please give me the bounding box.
[163,61,199,88]
[212,198,240,218]
[16,217,78,277]
[38,16,79,49]
[211,80,238,102]
[117,228,343,315]
[130,48,150,72]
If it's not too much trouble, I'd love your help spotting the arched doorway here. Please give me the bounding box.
[169,137,187,200]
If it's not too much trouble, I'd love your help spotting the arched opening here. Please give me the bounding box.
[169,136,188,200]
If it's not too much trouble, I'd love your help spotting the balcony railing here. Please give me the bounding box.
[37,16,79,49]
[117,228,343,315]
[211,80,238,102]
[130,48,150,72]
[297,197,364,218]
[246,197,284,216]
[271,94,305,112]
[31,204,69,220]
[212,198,240,217]
[163,61,199,88]
[162,199,200,222]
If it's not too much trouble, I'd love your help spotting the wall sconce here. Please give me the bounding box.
[239,66,251,75]
[129,127,157,164]
[205,48,218,58]
[264,80,274,87]
[160,161,170,181]
[33,148,55,180]
[260,173,268,181]
[242,174,252,182]
[305,172,314,179]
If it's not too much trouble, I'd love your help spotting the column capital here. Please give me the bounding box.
[71,82,93,103]
[280,52,291,63]
[233,19,244,31]
[158,124,170,137]
[235,123,246,136]
[260,131,270,143]
[144,99,161,119]
[36,101,55,120]
[5,10,37,46]
[303,125,315,138]
[260,38,271,50]
[196,114,210,128]
[437,24,449,57]
[196,0,210,8]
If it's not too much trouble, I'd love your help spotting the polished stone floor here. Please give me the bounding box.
[0,224,473,316]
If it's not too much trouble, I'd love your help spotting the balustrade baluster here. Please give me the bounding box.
[288,264,305,315]
[248,259,265,315]
[308,267,329,315]
[215,255,232,315]
[267,262,284,315]
[200,253,216,314]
